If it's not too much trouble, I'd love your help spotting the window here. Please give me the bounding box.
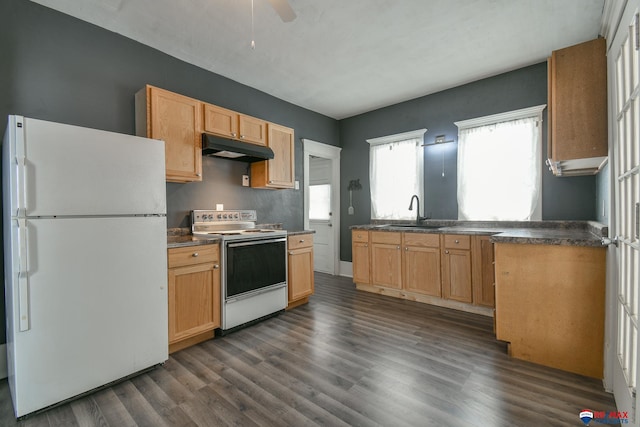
[309,184,331,220]
[367,129,426,219]
[454,105,545,221]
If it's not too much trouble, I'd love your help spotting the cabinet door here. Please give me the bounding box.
[238,114,267,145]
[371,243,402,289]
[203,103,238,139]
[168,262,220,344]
[251,123,295,188]
[352,242,370,284]
[288,246,314,302]
[442,249,472,303]
[472,236,495,307]
[404,246,441,297]
[147,86,202,183]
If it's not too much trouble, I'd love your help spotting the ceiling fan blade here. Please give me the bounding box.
[267,0,296,22]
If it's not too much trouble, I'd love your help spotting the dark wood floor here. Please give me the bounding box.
[1,273,619,426]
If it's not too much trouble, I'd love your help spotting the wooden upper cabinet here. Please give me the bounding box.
[203,103,238,139]
[547,38,607,176]
[135,85,202,183]
[202,103,266,146]
[251,122,295,189]
[238,114,267,145]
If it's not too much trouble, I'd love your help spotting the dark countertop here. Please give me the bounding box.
[167,228,315,248]
[351,221,607,247]
[287,230,316,236]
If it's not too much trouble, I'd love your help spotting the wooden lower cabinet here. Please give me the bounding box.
[370,232,402,289]
[494,243,606,378]
[167,244,220,353]
[472,235,495,307]
[403,233,441,297]
[352,230,370,284]
[287,234,314,308]
[441,235,472,303]
[352,229,494,316]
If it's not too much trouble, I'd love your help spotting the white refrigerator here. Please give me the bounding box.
[2,115,168,418]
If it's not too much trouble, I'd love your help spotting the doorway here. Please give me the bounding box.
[607,3,640,424]
[302,139,342,275]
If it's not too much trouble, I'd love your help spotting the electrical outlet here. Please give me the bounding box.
[242,175,250,187]
[294,180,300,190]
[216,204,223,211]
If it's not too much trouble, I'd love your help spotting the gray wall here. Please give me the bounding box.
[339,62,599,261]
[0,0,339,345]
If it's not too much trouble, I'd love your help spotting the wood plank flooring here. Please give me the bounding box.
[0,273,618,426]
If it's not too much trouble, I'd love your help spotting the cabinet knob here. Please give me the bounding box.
[240,135,245,139]
[396,245,400,249]
[231,132,237,137]
[405,247,409,251]
[445,250,450,254]
[365,244,368,247]
[299,239,305,243]
[213,264,219,269]
[192,252,199,257]
[455,239,460,244]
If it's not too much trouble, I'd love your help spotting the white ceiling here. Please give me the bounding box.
[30,0,605,119]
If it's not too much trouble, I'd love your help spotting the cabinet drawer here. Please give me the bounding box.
[403,232,440,248]
[288,234,313,250]
[371,231,401,245]
[443,234,471,250]
[168,244,219,268]
[352,230,369,243]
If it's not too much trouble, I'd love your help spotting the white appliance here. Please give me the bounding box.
[191,210,288,331]
[2,115,168,418]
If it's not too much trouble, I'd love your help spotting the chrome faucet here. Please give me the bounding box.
[408,194,429,223]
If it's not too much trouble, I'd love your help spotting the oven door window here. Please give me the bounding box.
[226,238,286,298]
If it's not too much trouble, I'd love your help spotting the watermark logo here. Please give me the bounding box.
[580,410,594,425]
[579,409,629,424]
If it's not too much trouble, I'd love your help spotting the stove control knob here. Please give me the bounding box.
[234,213,239,219]
[217,214,222,219]
[223,214,228,219]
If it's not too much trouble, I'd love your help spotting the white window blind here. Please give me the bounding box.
[367,129,426,220]
[455,106,545,221]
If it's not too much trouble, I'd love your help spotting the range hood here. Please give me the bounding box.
[202,133,274,163]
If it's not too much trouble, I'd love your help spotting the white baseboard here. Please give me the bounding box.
[339,261,353,278]
[0,343,7,380]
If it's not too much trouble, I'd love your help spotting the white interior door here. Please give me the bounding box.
[303,139,342,275]
[309,156,334,273]
[611,6,640,424]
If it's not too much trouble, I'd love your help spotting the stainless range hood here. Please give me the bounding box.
[202,133,274,163]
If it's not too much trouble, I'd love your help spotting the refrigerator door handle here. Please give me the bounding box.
[15,120,27,216]
[17,218,30,331]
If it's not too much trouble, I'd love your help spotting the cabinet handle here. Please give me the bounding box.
[269,180,273,184]
[445,250,450,254]
[289,251,293,255]
[196,173,202,177]
[405,247,409,251]
[231,132,237,137]
[192,252,199,257]
[455,239,459,244]
[213,264,219,269]
[396,245,400,249]
[299,239,305,243]
[240,135,245,139]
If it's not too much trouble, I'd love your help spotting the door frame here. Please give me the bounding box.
[302,139,342,275]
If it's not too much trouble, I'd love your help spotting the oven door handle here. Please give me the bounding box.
[226,237,287,248]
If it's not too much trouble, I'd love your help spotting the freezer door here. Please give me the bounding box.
[8,216,168,417]
[9,116,166,217]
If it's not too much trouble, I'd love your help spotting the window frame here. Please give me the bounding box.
[454,105,546,221]
[367,128,427,220]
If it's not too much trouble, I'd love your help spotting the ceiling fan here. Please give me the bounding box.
[266,0,296,22]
